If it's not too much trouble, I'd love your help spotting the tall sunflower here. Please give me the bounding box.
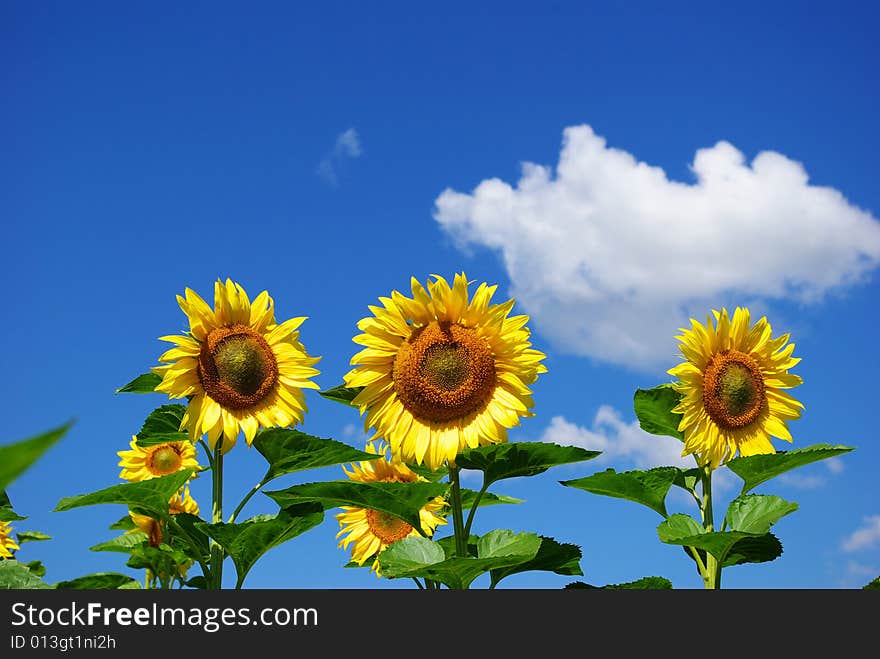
[668,307,804,469]
[336,441,447,576]
[153,279,321,453]
[0,521,19,559]
[118,437,200,482]
[344,273,547,470]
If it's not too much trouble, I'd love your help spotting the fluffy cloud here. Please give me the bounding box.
[317,128,362,185]
[841,515,880,552]
[434,125,880,370]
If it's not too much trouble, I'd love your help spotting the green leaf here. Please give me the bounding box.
[116,372,163,394]
[721,533,783,567]
[16,531,51,545]
[657,514,770,564]
[109,515,137,531]
[673,468,702,494]
[407,464,448,482]
[726,444,855,493]
[197,503,324,588]
[0,507,26,522]
[253,428,379,480]
[378,530,542,590]
[90,532,148,554]
[460,489,523,511]
[457,442,601,487]
[633,384,684,440]
[319,384,363,406]
[490,536,583,587]
[863,577,880,590]
[265,480,448,532]
[0,422,72,491]
[185,576,208,589]
[25,560,46,578]
[168,512,211,560]
[657,513,705,540]
[566,576,673,590]
[55,470,193,518]
[55,573,141,590]
[0,560,53,589]
[725,494,799,534]
[561,466,681,517]
[135,404,188,446]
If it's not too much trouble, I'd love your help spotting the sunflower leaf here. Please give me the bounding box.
[90,532,149,554]
[565,576,673,589]
[460,489,524,511]
[264,480,447,532]
[55,573,142,590]
[657,514,769,563]
[252,428,380,480]
[726,444,855,493]
[0,507,26,522]
[725,494,799,534]
[135,404,189,447]
[116,372,163,394]
[377,530,542,589]
[0,422,72,491]
[561,466,681,517]
[25,560,46,578]
[197,503,324,589]
[489,536,583,587]
[457,442,601,487]
[0,560,53,589]
[633,384,684,440]
[55,469,194,519]
[318,384,364,407]
[109,515,137,531]
[721,533,783,567]
[16,531,51,545]
[864,577,880,590]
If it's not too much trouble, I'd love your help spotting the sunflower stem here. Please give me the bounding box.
[210,440,225,589]
[411,577,425,590]
[463,482,488,538]
[229,471,270,523]
[448,464,468,563]
[700,465,721,589]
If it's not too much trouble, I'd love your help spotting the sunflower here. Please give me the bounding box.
[0,521,19,559]
[335,441,447,576]
[118,436,200,482]
[344,273,547,470]
[668,307,804,469]
[128,487,200,548]
[152,279,321,453]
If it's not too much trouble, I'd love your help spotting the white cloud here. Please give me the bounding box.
[826,457,845,474]
[434,125,880,370]
[778,473,827,489]
[317,128,362,184]
[841,515,880,552]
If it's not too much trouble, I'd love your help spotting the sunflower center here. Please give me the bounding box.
[148,446,182,475]
[392,322,497,423]
[198,324,278,410]
[364,509,413,545]
[702,349,766,429]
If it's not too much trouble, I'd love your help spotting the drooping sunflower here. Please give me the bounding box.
[153,279,321,453]
[118,436,200,482]
[668,307,804,469]
[335,440,447,576]
[0,521,19,559]
[344,273,547,470]
[128,487,200,548]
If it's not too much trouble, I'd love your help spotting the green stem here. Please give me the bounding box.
[210,440,224,590]
[700,465,721,589]
[411,578,425,590]
[229,472,270,523]
[463,482,488,539]
[448,465,468,562]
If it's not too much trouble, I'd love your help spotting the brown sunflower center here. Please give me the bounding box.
[392,321,497,423]
[364,509,413,545]
[198,324,278,410]
[148,445,183,476]
[702,349,766,429]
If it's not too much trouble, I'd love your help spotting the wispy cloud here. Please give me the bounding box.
[841,515,880,552]
[434,124,880,371]
[317,128,362,185]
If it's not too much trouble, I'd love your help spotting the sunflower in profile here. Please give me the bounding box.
[344,273,547,470]
[153,279,321,453]
[0,521,19,559]
[668,307,804,469]
[129,487,200,548]
[336,441,447,576]
[118,437,200,482]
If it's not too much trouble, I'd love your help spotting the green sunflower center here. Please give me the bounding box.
[365,509,413,545]
[392,322,497,423]
[198,324,279,410]
[702,349,766,430]
[149,446,183,475]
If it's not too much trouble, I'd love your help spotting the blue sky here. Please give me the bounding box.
[2,0,879,589]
